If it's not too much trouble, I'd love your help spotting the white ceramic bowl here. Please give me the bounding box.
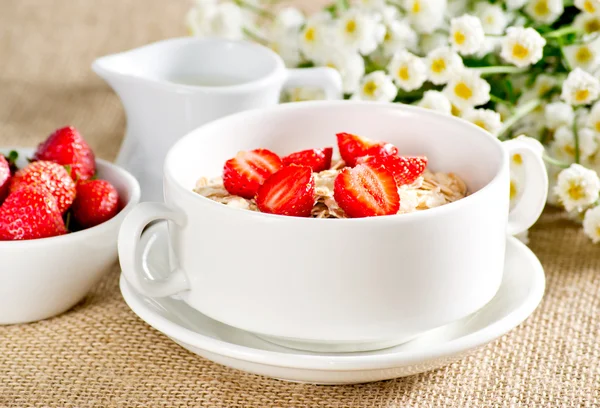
[0,148,141,325]
[119,101,547,352]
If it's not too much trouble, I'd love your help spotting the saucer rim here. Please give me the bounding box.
[120,230,545,371]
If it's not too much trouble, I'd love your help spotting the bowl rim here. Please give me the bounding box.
[0,148,141,247]
[164,100,508,224]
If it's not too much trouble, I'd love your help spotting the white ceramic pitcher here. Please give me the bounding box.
[93,37,343,201]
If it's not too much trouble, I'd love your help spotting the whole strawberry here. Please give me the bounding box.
[10,161,76,213]
[71,179,120,228]
[34,126,96,181]
[0,155,10,203]
[0,186,67,240]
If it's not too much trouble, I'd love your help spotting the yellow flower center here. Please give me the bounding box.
[584,0,596,13]
[473,120,488,130]
[384,30,392,42]
[596,225,600,237]
[576,46,593,64]
[512,43,530,59]
[567,181,585,200]
[595,121,600,132]
[513,153,523,165]
[304,27,315,42]
[564,144,576,156]
[345,20,357,34]
[575,89,591,102]
[485,16,494,25]
[534,0,550,16]
[451,104,461,116]
[585,18,600,33]
[412,0,421,14]
[453,30,466,45]
[398,66,410,81]
[454,82,473,100]
[363,81,377,96]
[431,58,446,74]
[270,42,279,53]
[326,62,337,69]
[537,84,552,97]
[510,180,518,200]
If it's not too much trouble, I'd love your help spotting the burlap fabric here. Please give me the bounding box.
[1,0,599,406]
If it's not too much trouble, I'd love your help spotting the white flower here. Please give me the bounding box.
[269,36,302,68]
[352,71,397,101]
[506,0,528,10]
[353,0,387,11]
[550,126,598,161]
[267,9,305,68]
[382,20,419,56]
[285,87,326,102]
[186,1,243,39]
[299,13,332,60]
[519,74,561,103]
[575,0,600,14]
[387,51,427,91]
[574,12,600,34]
[583,205,600,242]
[500,27,546,67]
[462,108,503,135]
[317,49,365,94]
[525,0,563,24]
[418,90,452,114]
[335,9,385,55]
[443,69,491,109]
[577,107,591,129]
[587,101,600,132]
[425,47,464,85]
[555,163,600,211]
[544,102,574,130]
[404,0,446,34]
[475,3,509,35]
[450,14,486,55]
[564,38,600,73]
[447,0,470,17]
[561,68,600,105]
[420,32,450,54]
[271,7,304,36]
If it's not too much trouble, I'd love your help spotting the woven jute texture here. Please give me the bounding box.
[1,0,600,406]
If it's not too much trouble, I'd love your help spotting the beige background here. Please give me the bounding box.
[1,0,599,406]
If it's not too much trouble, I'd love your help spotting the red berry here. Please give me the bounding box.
[71,179,120,228]
[333,164,400,218]
[0,155,10,203]
[357,155,428,186]
[10,161,76,213]
[256,166,315,217]
[0,186,67,240]
[336,132,398,166]
[223,149,283,198]
[282,147,333,172]
[34,126,96,181]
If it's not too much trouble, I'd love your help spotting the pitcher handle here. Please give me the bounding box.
[118,202,190,298]
[502,137,548,236]
[284,68,343,100]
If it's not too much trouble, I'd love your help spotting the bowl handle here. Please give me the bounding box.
[118,202,190,298]
[283,67,343,100]
[503,137,549,236]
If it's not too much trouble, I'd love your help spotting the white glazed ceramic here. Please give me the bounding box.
[93,37,343,202]
[120,223,546,384]
[0,148,140,325]
[118,101,548,352]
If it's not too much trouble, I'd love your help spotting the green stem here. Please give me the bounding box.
[543,154,571,169]
[242,27,268,45]
[235,0,275,19]
[336,0,350,13]
[497,98,543,139]
[558,37,573,71]
[489,93,514,107]
[475,66,529,76]
[544,26,580,38]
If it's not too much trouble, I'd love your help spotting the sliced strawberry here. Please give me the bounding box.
[10,161,76,213]
[223,149,283,199]
[0,186,67,240]
[333,164,400,218]
[34,126,96,181]
[282,147,333,172]
[0,155,10,203]
[256,166,315,217]
[71,179,120,228]
[336,132,398,166]
[357,155,428,186]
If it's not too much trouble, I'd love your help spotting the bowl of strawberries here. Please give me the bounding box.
[0,126,140,324]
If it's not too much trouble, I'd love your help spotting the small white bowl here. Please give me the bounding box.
[0,148,141,325]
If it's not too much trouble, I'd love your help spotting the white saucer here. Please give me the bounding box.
[120,223,545,385]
